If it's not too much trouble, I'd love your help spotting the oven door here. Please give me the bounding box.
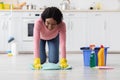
[22,18,35,41]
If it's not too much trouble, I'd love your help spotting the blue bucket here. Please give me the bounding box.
[80,47,109,66]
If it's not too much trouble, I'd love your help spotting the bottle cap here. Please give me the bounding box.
[100,45,104,48]
[90,44,95,50]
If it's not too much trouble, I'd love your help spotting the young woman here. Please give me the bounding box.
[33,7,69,69]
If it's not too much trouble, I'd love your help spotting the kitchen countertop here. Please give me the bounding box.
[1,9,120,12]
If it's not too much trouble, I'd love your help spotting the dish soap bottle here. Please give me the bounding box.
[98,45,105,66]
[90,44,96,67]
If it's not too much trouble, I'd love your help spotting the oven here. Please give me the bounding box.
[22,12,41,41]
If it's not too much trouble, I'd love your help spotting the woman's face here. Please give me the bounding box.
[45,18,57,30]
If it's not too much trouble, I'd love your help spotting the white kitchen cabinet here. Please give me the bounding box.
[106,12,120,52]
[86,12,109,47]
[63,12,87,51]
[0,16,6,52]
[0,12,11,53]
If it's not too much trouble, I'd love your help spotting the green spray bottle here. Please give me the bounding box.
[90,44,96,67]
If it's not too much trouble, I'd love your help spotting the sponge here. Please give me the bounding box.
[42,63,61,70]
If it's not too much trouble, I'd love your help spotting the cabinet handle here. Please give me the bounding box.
[3,21,6,30]
[95,14,101,16]
[104,20,107,30]
[68,14,75,16]
[68,20,70,30]
[27,20,35,23]
[1,20,4,30]
[70,21,73,30]
[6,20,9,30]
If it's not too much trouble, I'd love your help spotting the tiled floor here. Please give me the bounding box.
[0,53,120,80]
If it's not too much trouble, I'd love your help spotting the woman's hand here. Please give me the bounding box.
[33,58,42,70]
[60,58,68,68]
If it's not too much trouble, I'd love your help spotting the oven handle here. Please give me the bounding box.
[28,20,35,23]
[23,19,35,23]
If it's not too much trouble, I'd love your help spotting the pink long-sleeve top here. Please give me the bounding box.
[33,18,66,59]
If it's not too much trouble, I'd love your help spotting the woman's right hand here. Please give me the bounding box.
[33,58,42,70]
[60,58,68,69]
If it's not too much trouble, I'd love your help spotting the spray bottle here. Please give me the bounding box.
[98,45,105,66]
[90,44,96,67]
[8,36,18,56]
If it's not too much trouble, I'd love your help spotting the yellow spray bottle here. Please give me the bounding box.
[98,45,105,66]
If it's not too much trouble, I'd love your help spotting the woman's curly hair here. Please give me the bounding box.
[41,7,63,24]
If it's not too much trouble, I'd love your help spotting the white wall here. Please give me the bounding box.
[19,0,120,10]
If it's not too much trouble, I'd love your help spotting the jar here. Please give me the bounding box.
[60,0,70,10]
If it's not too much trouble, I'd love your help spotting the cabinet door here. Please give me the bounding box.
[63,14,72,51]
[106,13,120,52]
[0,12,12,52]
[0,16,6,51]
[70,14,87,51]
[0,14,10,52]
[63,12,87,51]
[86,13,107,47]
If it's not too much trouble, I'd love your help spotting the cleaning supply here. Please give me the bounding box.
[90,44,96,67]
[60,58,68,69]
[7,50,13,56]
[42,63,61,70]
[8,37,14,43]
[30,63,72,70]
[94,66,114,70]
[31,58,72,70]
[8,36,18,56]
[33,58,42,70]
[42,63,72,70]
[98,45,105,66]
[11,42,18,56]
